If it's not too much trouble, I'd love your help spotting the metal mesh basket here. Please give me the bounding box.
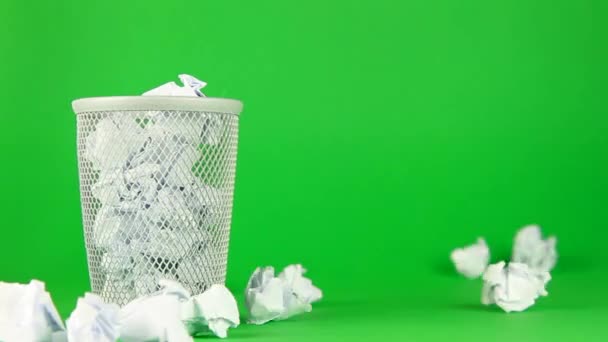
[72,97,242,305]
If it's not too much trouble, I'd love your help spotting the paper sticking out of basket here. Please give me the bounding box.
[143,74,207,97]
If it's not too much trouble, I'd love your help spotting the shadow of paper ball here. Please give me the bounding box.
[551,255,594,273]
[432,261,458,277]
[446,302,505,314]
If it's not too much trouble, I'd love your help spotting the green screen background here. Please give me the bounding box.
[1,0,607,340]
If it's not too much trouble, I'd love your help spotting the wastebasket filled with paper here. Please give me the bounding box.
[72,75,243,305]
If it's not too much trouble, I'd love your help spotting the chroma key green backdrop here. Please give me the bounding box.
[1,0,607,340]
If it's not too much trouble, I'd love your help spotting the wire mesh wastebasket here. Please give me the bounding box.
[72,96,243,305]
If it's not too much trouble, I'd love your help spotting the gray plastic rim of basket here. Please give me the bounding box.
[72,96,243,115]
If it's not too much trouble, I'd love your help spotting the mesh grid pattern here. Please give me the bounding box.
[76,109,239,305]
